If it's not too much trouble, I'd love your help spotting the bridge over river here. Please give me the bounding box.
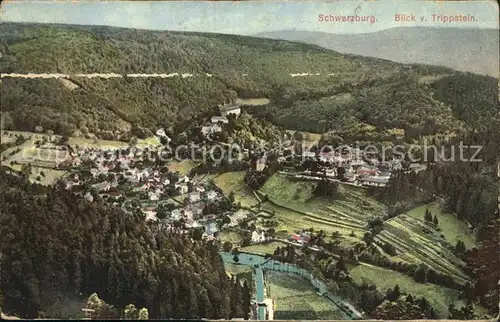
[220,252,363,320]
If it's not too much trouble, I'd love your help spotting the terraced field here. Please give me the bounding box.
[259,174,386,239]
[374,215,470,285]
[260,174,473,284]
[222,172,475,311]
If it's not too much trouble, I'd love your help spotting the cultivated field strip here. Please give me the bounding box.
[390,219,468,269]
[332,201,375,218]
[317,208,366,226]
[374,233,469,284]
[324,205,368,225]
[374,233,412,254]
[388,219,469,270]
[305,216,366,232]
[377,223,470,284]
[381,236,460,281]
[341,189,385,212]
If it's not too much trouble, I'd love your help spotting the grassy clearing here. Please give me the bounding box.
[7,164,23,171]
[3,130,134,150]
[260,174,385,220]
[350,263,460,318]
[1,133,16,144]
[5,163,66,186]
[262,201,361,238]
[29,168,67,185]
[240,241,288,255]
[68,137,127,149]
[406,203,475,249]
[3,130,42,138]
[195,173,220,184]
[167,160,197,175]
[137,136,161,147]
[219,231,243,245]
[284,130,322,148]
[236,98,270,106]
[260,174,315,204]
[266,271,345,320]
[214,171,259,207]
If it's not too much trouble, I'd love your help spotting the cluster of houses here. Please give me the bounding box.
[55,143,242,239]
[201,101,241,136]
[251,229,269,243]
[299,148,426,187]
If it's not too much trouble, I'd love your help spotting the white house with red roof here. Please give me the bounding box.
[290,233,311,245]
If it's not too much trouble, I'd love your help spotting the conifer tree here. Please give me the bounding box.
[424,209,433,222]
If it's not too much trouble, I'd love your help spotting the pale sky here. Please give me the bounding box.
[1,1,498,35]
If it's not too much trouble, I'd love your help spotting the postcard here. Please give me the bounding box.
[0,1,498,321]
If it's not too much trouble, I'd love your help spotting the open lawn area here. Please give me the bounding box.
[350,264,458,318]
[3,163,66,186]
[240,241,288,255]
[29,167,67,185]
[219,231,243,245]
[285,131,322,148]
[261,201,364,239]
[137,136,161,147]
[68,137,127,149]
[266,272,346,320]
[350,263,461,318]
[1,133,16,144]
[260,174,385,219]
[406,203,475,249]
[167,160,197,175]
[236,97,270,106]
[214,171,259,207]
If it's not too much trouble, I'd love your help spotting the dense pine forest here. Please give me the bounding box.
[0,167,251,319]
[2,23,498,142]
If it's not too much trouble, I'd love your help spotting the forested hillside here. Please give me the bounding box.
[255,28,499,77]
[2,23,498,141]
[375,128,499,227]
[371,127,500,316]
[0,167,251,319]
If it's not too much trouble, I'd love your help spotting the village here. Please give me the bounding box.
[1,100,426,250]
[0,101,477,322]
